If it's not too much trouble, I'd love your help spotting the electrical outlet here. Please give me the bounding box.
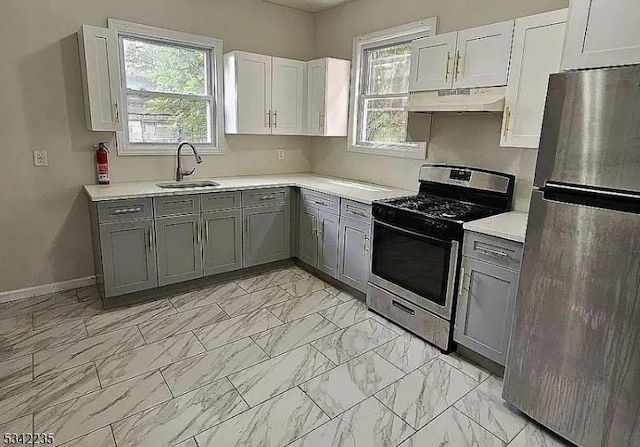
[34,150,48,167]
[277,149,285,160]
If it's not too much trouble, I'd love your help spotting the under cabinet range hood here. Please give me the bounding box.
[406,87,506,113]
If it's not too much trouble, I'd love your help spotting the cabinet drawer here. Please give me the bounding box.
[97,198,153,223]
[154,195,200,217]
[340,199,371,224]
[463,231,523,271]
[202,191,242,211]
[242,188,291,207]
[301,189,340,214]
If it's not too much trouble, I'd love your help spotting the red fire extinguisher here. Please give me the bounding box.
[95,142,110,185]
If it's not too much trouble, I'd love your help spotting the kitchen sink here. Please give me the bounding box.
[156,181,220,189]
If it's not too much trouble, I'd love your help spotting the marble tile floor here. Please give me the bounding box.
[0,266,573,447]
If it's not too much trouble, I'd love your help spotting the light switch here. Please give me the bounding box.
[34,150,48,167]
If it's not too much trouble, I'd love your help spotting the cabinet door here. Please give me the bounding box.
[337,218,371,292]
[409,33,458,91]
[454,21,515,89]
[298,206,318,268]
[563,0,640,69]
[100,220,157,297]
[243,204,291,268]
[236,52,272,134]
[78,25,122,132]
[306,59,327,136]
[156,214,203,286]
[501,10,567,149]
[317,210,339,278]
[203,209,243,276]
[454,257,519,366]
[272,58,306,135]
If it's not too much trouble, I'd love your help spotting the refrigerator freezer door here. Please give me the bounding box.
[534,65,640,192]
[503,190,640,447]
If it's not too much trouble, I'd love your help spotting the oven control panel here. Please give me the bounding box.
[450,169,472,182]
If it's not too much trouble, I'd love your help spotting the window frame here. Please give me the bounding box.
[108,19,225,156]
[348,18,437,159]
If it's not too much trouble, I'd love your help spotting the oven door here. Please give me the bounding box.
[370,220,458,320]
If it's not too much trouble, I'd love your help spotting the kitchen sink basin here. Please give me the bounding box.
[156,181,220,189]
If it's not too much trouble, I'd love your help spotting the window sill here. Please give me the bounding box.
[348,142,427,160]
[116,145,225,156]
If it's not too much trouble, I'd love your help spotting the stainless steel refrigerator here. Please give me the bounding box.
[503,65,640,447]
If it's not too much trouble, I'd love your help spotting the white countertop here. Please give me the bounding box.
[463,211,529,243]
[84,173,416,205]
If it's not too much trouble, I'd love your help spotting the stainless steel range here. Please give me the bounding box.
[367,164,515,351]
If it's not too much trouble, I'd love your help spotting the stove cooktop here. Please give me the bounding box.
[380,194,501,223]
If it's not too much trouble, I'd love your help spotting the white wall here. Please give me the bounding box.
[310,0,569,209]
[0,0,315,292]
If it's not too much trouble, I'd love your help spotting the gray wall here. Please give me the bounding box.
[310,0,569,209]
[0,0,315,292]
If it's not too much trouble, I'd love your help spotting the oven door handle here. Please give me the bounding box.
[374,220,452,245]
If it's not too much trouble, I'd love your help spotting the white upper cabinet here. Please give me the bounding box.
[306,58,351,137]
[563,0,640,70]
[272,58,306,135]
[224,52,273,135]
[225,52,306,135]
[410,21,514,92]
[501,10,568,149]
[410,33,457,91]
[454,20,515,89]
[77,25,122,132]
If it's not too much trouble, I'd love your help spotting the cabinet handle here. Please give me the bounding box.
[319,112,324,129]
[260,195,277,201]
[454,50,462,82]
[312,216,317,236]
[113,98,120,125]
[477,246,510,259]
[245,216,249,238]
[503,106,512,137]
[196,221,202,247]
[314,200,328,207]
[146,228,153,253]
[458,267,465,296]
[444,51,451,82]
[273,111,278,128]
[347,205,367,217]
[112,207,142,215]
[317,219,324,239]
[266,110,272,128]
[205,220,210,243]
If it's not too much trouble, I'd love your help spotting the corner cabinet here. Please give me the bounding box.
[224,51,306,135]
[410,20,514,91]
[454,232,523,366]
[563,0,640,70]
[242,188,292,268]
[77,25,122,132]
[501,9,567,149]
[306,58,351,137]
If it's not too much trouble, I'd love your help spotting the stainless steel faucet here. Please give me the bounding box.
[175,142,203,181]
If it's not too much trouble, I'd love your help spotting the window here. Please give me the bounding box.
[349,19,437,158]
[108,20,224,155]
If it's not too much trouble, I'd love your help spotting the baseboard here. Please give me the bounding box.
[0,276,97,304]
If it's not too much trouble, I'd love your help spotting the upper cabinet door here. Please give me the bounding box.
[78,25,123,132]
[563,0,640,69]
[272,58,306,136]
[307,59,327,136]
[228,52,272,135]
[409,32,458,91]
[453,20,515,89]
[501,10,568,149]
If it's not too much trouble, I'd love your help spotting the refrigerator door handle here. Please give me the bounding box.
[545,182,640,200]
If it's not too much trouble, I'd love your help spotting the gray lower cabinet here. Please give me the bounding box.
[202,209,243,275]
[298,206,318,267]
[155,214,203,286]
[454,256,520,365]
[317,210,339,277]
[243,204,291,268]
[337,218,371,292]
[100,219,158,297]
